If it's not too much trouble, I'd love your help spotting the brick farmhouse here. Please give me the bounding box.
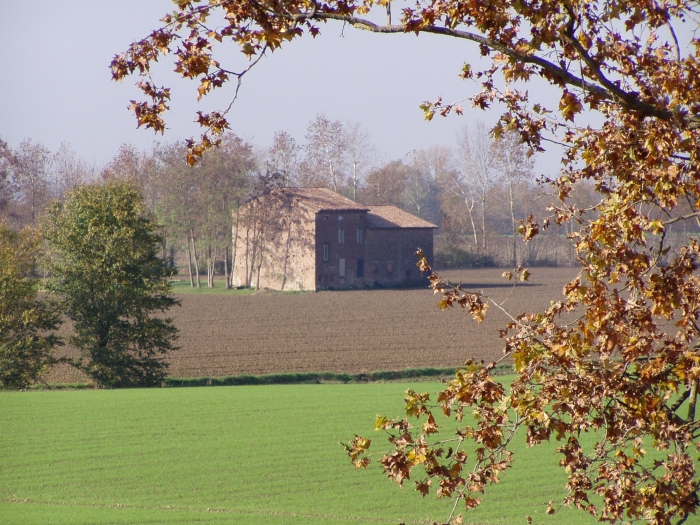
[231,187,437,291]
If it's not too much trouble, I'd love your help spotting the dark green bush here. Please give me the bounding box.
[520,256,560,267]
[434,246,497,269]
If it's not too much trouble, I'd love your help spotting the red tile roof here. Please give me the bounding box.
[278,187,368,212]
[269,188,436,228]
[366,206,438,229]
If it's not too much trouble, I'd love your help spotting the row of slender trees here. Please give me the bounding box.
[3,116,672,278]
[0,138,94,229]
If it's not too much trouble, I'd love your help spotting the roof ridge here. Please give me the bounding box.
[366,205,438,229]
[275,187,368,212]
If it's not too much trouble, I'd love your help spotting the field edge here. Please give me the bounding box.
[26,364,515,391]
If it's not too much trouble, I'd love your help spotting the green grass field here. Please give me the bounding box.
[2,382,602,525]
[167,276,313,295]
[168,279,256,295]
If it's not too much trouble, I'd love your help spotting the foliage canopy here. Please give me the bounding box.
[115,1,700,523]
[43,182,179,388]
[0,223,60,389]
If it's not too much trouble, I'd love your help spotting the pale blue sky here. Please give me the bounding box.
[1,1,563,173]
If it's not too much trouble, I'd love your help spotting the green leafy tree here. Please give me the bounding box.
[0,223,60,389]
[43,182,179,388]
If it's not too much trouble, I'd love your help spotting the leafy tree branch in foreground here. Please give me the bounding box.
[115,1,700,523]
[43,182,179,388]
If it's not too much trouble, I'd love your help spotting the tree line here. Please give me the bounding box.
[1,116,646,286]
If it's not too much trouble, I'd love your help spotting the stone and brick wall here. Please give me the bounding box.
[315,210,367,289]
[363,228,434,287]
[314,215,434,289]
[231,194,317,291]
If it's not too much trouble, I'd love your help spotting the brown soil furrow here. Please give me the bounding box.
[43,268,579,383]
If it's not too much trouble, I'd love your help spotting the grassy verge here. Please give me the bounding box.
[1,381,596,525]
[168,278,433,294]
[168,279,312,295]
[165,364,514,387]
[28,364,515,390]
[168,279,257,295]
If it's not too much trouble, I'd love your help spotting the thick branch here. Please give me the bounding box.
[313,12,676,122]
[561,7,673,121]
[664,210,700,227]
[670,388,691,414]
[688,380,698,422]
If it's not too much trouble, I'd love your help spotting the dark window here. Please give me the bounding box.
[323,244,329,261]
[357,258,364,278]
[338,227,345,245]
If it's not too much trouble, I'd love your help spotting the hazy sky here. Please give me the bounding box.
[1,1,563,173]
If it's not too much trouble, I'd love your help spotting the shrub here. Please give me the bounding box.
[433,246,497,269]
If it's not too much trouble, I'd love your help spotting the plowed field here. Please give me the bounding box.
[46,267,579,383]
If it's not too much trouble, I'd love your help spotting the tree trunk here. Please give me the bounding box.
[465,196,478,251]
[30,183,36,225]
[207,244,213,288]
[247,209,259,288]
[186,233,195,287]
[480,192,487,254]
[224,244,231,289]
[209,243,218,288]
[280,210,294,290]
[229,207,240,289]
[190,229,201,288]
